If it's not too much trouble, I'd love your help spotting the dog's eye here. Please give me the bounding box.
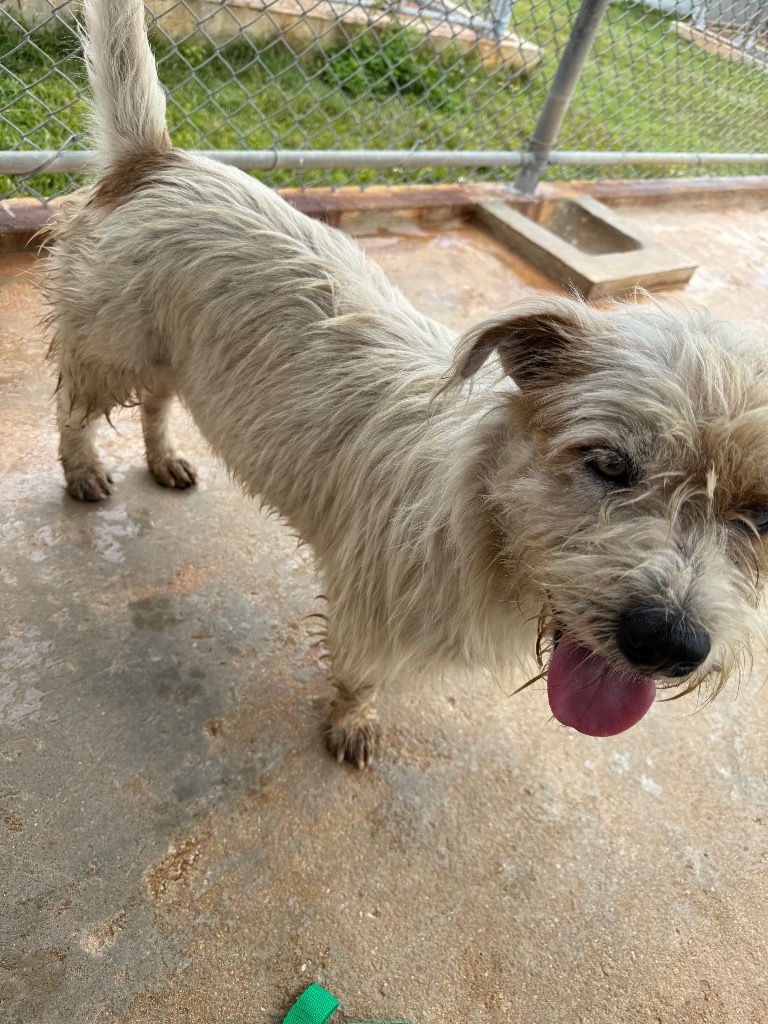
[586,450,631,487]
[736,507,768,535]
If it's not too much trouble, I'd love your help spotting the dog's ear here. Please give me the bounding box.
[453,301,591,390]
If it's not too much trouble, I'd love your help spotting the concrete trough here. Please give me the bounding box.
[474,194,699,299]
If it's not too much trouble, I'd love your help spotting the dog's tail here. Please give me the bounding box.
[82,0,170,165]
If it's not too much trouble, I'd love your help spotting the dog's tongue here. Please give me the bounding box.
[547,641,656,737]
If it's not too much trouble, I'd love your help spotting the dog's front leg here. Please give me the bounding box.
[326,673,381,769]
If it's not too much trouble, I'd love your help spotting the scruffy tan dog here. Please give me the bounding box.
[48,0,768,766]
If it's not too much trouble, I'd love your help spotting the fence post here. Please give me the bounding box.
[514,0,613,196]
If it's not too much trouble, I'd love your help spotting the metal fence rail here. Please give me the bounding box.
[1,0,767,200]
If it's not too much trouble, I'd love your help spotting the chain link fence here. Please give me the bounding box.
[0,0,767,200]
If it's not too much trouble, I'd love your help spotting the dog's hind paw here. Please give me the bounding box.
[326,716,381,769]
[65,466,113,501]
[149,456,198,489]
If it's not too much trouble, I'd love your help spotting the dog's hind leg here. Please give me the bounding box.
[140,368,198,489]
[57,369,114,502]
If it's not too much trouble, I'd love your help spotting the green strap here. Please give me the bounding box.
[282,984,339,1024]
[282,984,412,1024]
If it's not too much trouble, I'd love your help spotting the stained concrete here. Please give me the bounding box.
[2,203,768,1024]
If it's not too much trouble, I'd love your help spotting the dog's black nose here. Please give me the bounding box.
[617,608,710,677]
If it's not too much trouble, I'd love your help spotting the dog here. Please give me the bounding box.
[47,0,768,767]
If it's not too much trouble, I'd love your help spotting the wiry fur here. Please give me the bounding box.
[46,0,768,765]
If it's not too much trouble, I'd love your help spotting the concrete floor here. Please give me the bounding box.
[2,198,768,1024]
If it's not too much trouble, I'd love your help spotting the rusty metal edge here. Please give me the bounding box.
[0,184,517,254]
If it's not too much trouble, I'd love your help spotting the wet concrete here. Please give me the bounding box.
[2,203,768,1024]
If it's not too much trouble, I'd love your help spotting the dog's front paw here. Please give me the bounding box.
[65,466,113,501]
[326,714,381,769]
[149,456,198,489]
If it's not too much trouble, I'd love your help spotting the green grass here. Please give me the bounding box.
[0,1,766,198]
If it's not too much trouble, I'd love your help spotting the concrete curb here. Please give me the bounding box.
[4,176,768,256]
